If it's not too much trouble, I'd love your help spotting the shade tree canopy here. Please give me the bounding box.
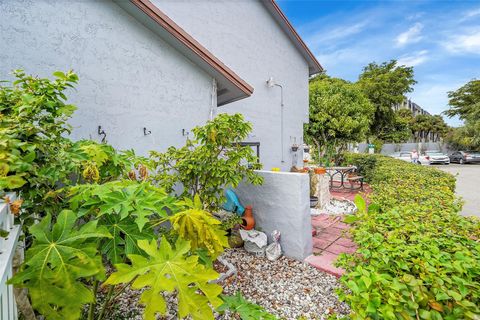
[304,76,374,159]
[357,60,417,137]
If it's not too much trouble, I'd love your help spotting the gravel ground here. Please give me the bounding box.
[86,248,349,320]
[219,248,350,319]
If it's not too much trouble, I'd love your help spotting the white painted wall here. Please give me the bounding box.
[1,0,312,169]
[235,171,313,260]
[156,0,311,171]
[0,0,214,156]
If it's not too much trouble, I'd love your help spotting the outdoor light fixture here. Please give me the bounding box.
[266,77,285,163]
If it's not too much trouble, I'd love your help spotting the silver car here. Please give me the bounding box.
[424,151,450,165]
[390,152,431,165]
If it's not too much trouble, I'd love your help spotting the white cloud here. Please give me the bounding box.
[395,23,423,47]
[463,7,480,20]
[443,29,480,54]
[306,21,369,48]
[397,50,429,67]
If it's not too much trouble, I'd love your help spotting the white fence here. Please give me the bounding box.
[0,193,20,320]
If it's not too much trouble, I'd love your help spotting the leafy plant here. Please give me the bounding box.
[67,180,179,263]
[150,113,263,210]
[0,70,79,215]
[169,195,229,258]
[305,76,374,161]
[217,292,277,320]
[9,210,111,320]
[104,237,223,320]
[356,60,416,137]
[3,71,227,320]
[337,154,480,319]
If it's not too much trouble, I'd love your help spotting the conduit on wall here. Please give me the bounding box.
[210,78,217,120]
[266,77,285,163]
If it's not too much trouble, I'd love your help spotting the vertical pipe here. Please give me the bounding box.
[210,78,217,120]
[277,84,284,163]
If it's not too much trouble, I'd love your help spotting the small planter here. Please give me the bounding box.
[310,196,318,208]
[314,167,326,174]
[241,205,255,230]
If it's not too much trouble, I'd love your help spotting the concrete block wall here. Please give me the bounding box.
[234,170,312,260]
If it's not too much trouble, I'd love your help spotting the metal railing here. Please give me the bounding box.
[0,193,20,320]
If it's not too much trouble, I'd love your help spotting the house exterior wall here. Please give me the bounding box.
[0,0,214,156]
[157,0,311,171]
[235,171,312,260]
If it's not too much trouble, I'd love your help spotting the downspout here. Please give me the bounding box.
[210,78,217,120]
[278,84,285,163]
[266,77,285,163]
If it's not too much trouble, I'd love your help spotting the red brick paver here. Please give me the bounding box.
[306,184,370,277]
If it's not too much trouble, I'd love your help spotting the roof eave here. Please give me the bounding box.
[115,0,253,106]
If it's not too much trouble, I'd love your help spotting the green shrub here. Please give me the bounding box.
[149,113,263,210]
[338,154,480,319]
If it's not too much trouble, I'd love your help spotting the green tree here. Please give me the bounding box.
[379,109,414,143]
[445,123,480,150]
[357,60,417,137]
[430,114,449,142]
[444,80,480,149]
[444,79,480,122]
[304,77,374,161]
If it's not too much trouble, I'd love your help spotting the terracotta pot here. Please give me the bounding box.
[314,167,326,174]
[242,205,255,230]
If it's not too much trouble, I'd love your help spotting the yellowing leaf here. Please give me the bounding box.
[105,238,223,320]
[170,206,229,258]
[428,300,444,312]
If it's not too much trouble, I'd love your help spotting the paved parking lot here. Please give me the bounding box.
[436,164,480,217]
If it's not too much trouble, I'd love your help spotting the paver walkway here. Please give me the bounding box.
[306,215,356,277]
[306,184,371,277]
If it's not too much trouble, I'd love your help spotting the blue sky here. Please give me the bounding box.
[277,0,480,126]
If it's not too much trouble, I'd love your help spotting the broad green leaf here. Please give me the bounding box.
[354,194,366,214]
[0,174,26,189]
[9,210,110,320]
[105,237,223,320]
[99,214,154,264]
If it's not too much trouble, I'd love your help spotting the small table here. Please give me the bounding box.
[326,166,357,189]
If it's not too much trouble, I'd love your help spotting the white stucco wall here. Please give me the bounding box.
[235,171,312,260]
[157,0,311,171]
[0,0,214,155]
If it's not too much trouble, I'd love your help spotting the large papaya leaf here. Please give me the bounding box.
[104,237,223,320]
[170,195,229,258]
[99,214,154,264]
[9,210,111,320]
[68,180,179,230]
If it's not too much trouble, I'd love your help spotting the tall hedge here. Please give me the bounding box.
[338,154,480,319]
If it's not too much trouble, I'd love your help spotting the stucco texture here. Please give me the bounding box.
[235,171,313,260]
[0,0,214,155]
[157,0,311,171]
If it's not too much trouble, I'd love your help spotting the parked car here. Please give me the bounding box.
[449,151,480,164]
[390,152,431,165]
[424,151,450,165]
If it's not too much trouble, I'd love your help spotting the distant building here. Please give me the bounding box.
[393,97,430,116]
